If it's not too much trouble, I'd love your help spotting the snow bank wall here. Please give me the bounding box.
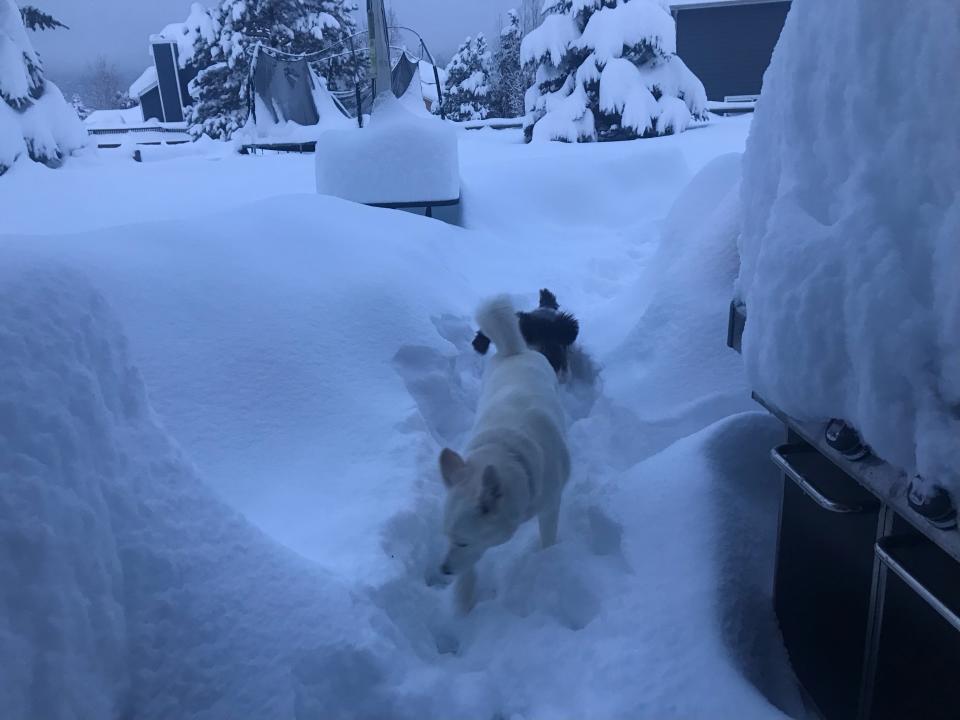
[596,153,753,464]
[737,0,960,489]
[0,259,408,720]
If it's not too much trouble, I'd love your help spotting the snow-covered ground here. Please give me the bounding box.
[1,116,804,718]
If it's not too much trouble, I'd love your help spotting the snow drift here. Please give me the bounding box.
[0,0,85,175]
[316,94,460,206]
[600,152,753,464]
[0,259,410,720]
[737,0,960,493]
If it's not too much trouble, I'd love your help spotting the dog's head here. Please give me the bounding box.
[436,448,517,578]
[517,307,579,374]
[471,288,580,376]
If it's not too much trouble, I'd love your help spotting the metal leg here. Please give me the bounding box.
[858,504,895,720]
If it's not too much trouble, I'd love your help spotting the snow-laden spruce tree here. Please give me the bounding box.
[441,34,493,122]
[184,0,358,140]
[491,10,525,118]
[0,0,85,175]
[522,0,707,142]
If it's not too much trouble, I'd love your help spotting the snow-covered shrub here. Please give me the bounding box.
[737,0,960,493]
[71,92,91,119]
[182,0,357,140]
[491,10,526,119]
[441,34,493,122]
[0,0,84,175]
[521,0,707,143]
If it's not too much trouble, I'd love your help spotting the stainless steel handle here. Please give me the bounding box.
[771,444,871,514]
[875,536,960,632]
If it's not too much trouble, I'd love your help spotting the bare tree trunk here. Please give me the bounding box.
[520,0,543,37]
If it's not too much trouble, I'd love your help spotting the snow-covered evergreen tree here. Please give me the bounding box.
[521,0,707,143]
[1,0,85,175]
[182,0,358,140]
[491,10,525,118]
[441,34,493,122]
[71,93,91,119]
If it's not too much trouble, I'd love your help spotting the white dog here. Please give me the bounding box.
[438,295,570,612]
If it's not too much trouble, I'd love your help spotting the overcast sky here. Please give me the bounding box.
[29,0,524,86]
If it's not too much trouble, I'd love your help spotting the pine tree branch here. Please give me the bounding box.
[20,5,69,31]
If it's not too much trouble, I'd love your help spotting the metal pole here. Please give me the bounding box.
[367,0,392,99]
[426,40,445,119]
[347,33,364,127]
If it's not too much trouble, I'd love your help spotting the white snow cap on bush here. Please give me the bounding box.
[520,13,579,67]
[576,0,676,60]
[522,0,706,143]
[737,0,960,492]
[0,0,85,175]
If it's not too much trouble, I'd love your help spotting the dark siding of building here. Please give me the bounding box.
[178,63,198,108]
[675,1,790,101]
[152,42,184,122]
[140,86,164,122]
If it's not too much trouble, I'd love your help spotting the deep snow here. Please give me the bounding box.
[0,115,801,718]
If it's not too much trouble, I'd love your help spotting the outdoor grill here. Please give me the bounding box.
[728,301,960,720]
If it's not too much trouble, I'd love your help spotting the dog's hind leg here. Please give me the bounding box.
[454,567,478,615]
[539,504,560,548]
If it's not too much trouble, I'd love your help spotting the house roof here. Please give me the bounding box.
[129,65,158,98]
[83,107,146,129]
[670,0,789,9]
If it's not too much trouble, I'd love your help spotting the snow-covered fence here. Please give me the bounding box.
[452,117,524,131]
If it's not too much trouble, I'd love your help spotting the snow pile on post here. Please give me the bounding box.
[737,0,960,492]
[0,0,85,175]
[315,95,459,206]
[521,0,707,143]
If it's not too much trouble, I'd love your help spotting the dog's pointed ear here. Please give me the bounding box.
[479,466,502,514]
[439,449,465,488]
[539,288,559,310]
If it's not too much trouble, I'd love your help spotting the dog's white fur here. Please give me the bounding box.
[438,295,570,612]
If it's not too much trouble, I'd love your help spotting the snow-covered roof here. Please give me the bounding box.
[83,107,149,129]
[150,2,218,68]
[129,66,158,98]
[669,0,789,8]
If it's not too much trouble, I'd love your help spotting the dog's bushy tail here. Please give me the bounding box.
[476,295,526,357]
